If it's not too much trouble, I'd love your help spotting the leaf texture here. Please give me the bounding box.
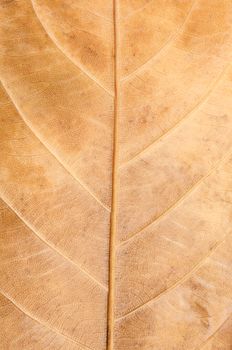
[0,0,232,349]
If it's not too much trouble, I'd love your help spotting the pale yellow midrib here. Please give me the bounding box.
[107,1,119,349]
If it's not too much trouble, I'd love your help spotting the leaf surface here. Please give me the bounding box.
[0,1,232,349]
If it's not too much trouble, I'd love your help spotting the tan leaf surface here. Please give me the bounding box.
[0,1,232,349]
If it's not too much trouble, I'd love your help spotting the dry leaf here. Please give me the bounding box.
[0,0,232,349]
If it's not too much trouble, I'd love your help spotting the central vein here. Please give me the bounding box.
[107,1,119,349]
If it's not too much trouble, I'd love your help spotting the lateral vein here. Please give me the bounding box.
[119,148,232,247]
[116,234,230,321]
[0,289,95,350]
[30,0,114,96]
[121,0,197,82]
[0,195,107,291]
[119,64,230,169]
[0,81,110,212]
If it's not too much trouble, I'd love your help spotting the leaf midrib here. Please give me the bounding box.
[107,1,119,349]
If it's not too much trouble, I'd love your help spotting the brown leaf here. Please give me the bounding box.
[0,0,232,349]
